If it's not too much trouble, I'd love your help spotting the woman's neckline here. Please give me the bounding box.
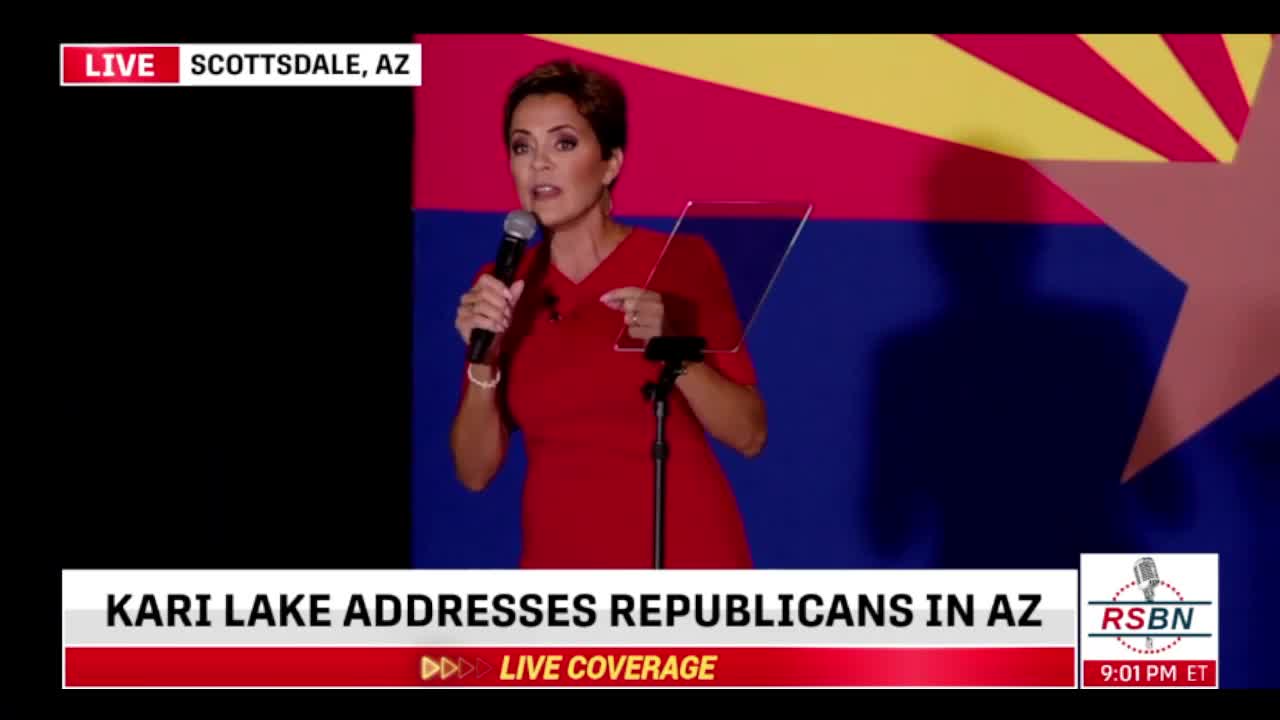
[548,223,637,287]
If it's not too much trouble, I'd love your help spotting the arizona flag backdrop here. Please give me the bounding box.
[411,35,1278,688]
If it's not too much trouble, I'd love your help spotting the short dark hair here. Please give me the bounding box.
[503,59,628,169]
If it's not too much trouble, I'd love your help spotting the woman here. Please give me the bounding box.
[450,59,767,569]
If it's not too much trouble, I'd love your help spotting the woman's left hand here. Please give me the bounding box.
[601,287,665,343]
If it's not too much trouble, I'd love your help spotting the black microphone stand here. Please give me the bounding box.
[641,336,706,569]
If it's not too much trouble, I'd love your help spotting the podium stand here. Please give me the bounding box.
[615,201,812,568]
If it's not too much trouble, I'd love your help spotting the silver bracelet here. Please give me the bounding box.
[467,363,501,389]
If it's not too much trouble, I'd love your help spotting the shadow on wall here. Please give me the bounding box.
[862,137,1191,569]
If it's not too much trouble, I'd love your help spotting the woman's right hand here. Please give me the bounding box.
[455,274,525,364]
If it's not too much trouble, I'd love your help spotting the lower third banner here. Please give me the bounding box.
[62,569,1078,688]
[65,646,1073,687]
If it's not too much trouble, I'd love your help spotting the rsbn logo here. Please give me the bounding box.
[1087,556,1214,656]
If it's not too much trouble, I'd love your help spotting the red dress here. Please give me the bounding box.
[464,226,757,568]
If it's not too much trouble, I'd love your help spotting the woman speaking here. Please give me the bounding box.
[450,59,767,569]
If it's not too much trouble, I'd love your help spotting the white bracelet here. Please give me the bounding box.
[467,363,501,389]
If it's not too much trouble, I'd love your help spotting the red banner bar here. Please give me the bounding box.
[66,646,1075,687]
[1083,660,1216,687]
[62,46,181,84]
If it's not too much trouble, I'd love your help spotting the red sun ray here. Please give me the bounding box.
[1163,34,1251,140]
[940,34,1217,162]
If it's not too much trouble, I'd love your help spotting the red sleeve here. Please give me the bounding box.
[706,338,758,387]
[678,236,759,387]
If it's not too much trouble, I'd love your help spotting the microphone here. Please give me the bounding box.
[543,291,561,322]
[1134,557,1159,650]
[1134,556,1159,601]
[468,210,537,363]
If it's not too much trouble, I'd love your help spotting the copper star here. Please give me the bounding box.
[1034,44,1279,482]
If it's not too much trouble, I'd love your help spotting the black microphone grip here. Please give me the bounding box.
[467,235,526,363]
[468,211,536,364]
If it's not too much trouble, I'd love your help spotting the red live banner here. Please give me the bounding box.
[65,646,1075,687]
[62,46,180,83]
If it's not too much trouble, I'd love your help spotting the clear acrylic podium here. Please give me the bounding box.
[614,200,813,568]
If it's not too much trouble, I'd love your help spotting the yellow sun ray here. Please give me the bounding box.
[533,34,1165,162]
[1080,33,1238,162]
[1224,34,1273,105]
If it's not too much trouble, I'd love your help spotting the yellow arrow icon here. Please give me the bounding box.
[442,657,458,680]
[421,656,440,680]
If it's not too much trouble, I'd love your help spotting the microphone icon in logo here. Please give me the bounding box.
[1134,557,1159,650]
